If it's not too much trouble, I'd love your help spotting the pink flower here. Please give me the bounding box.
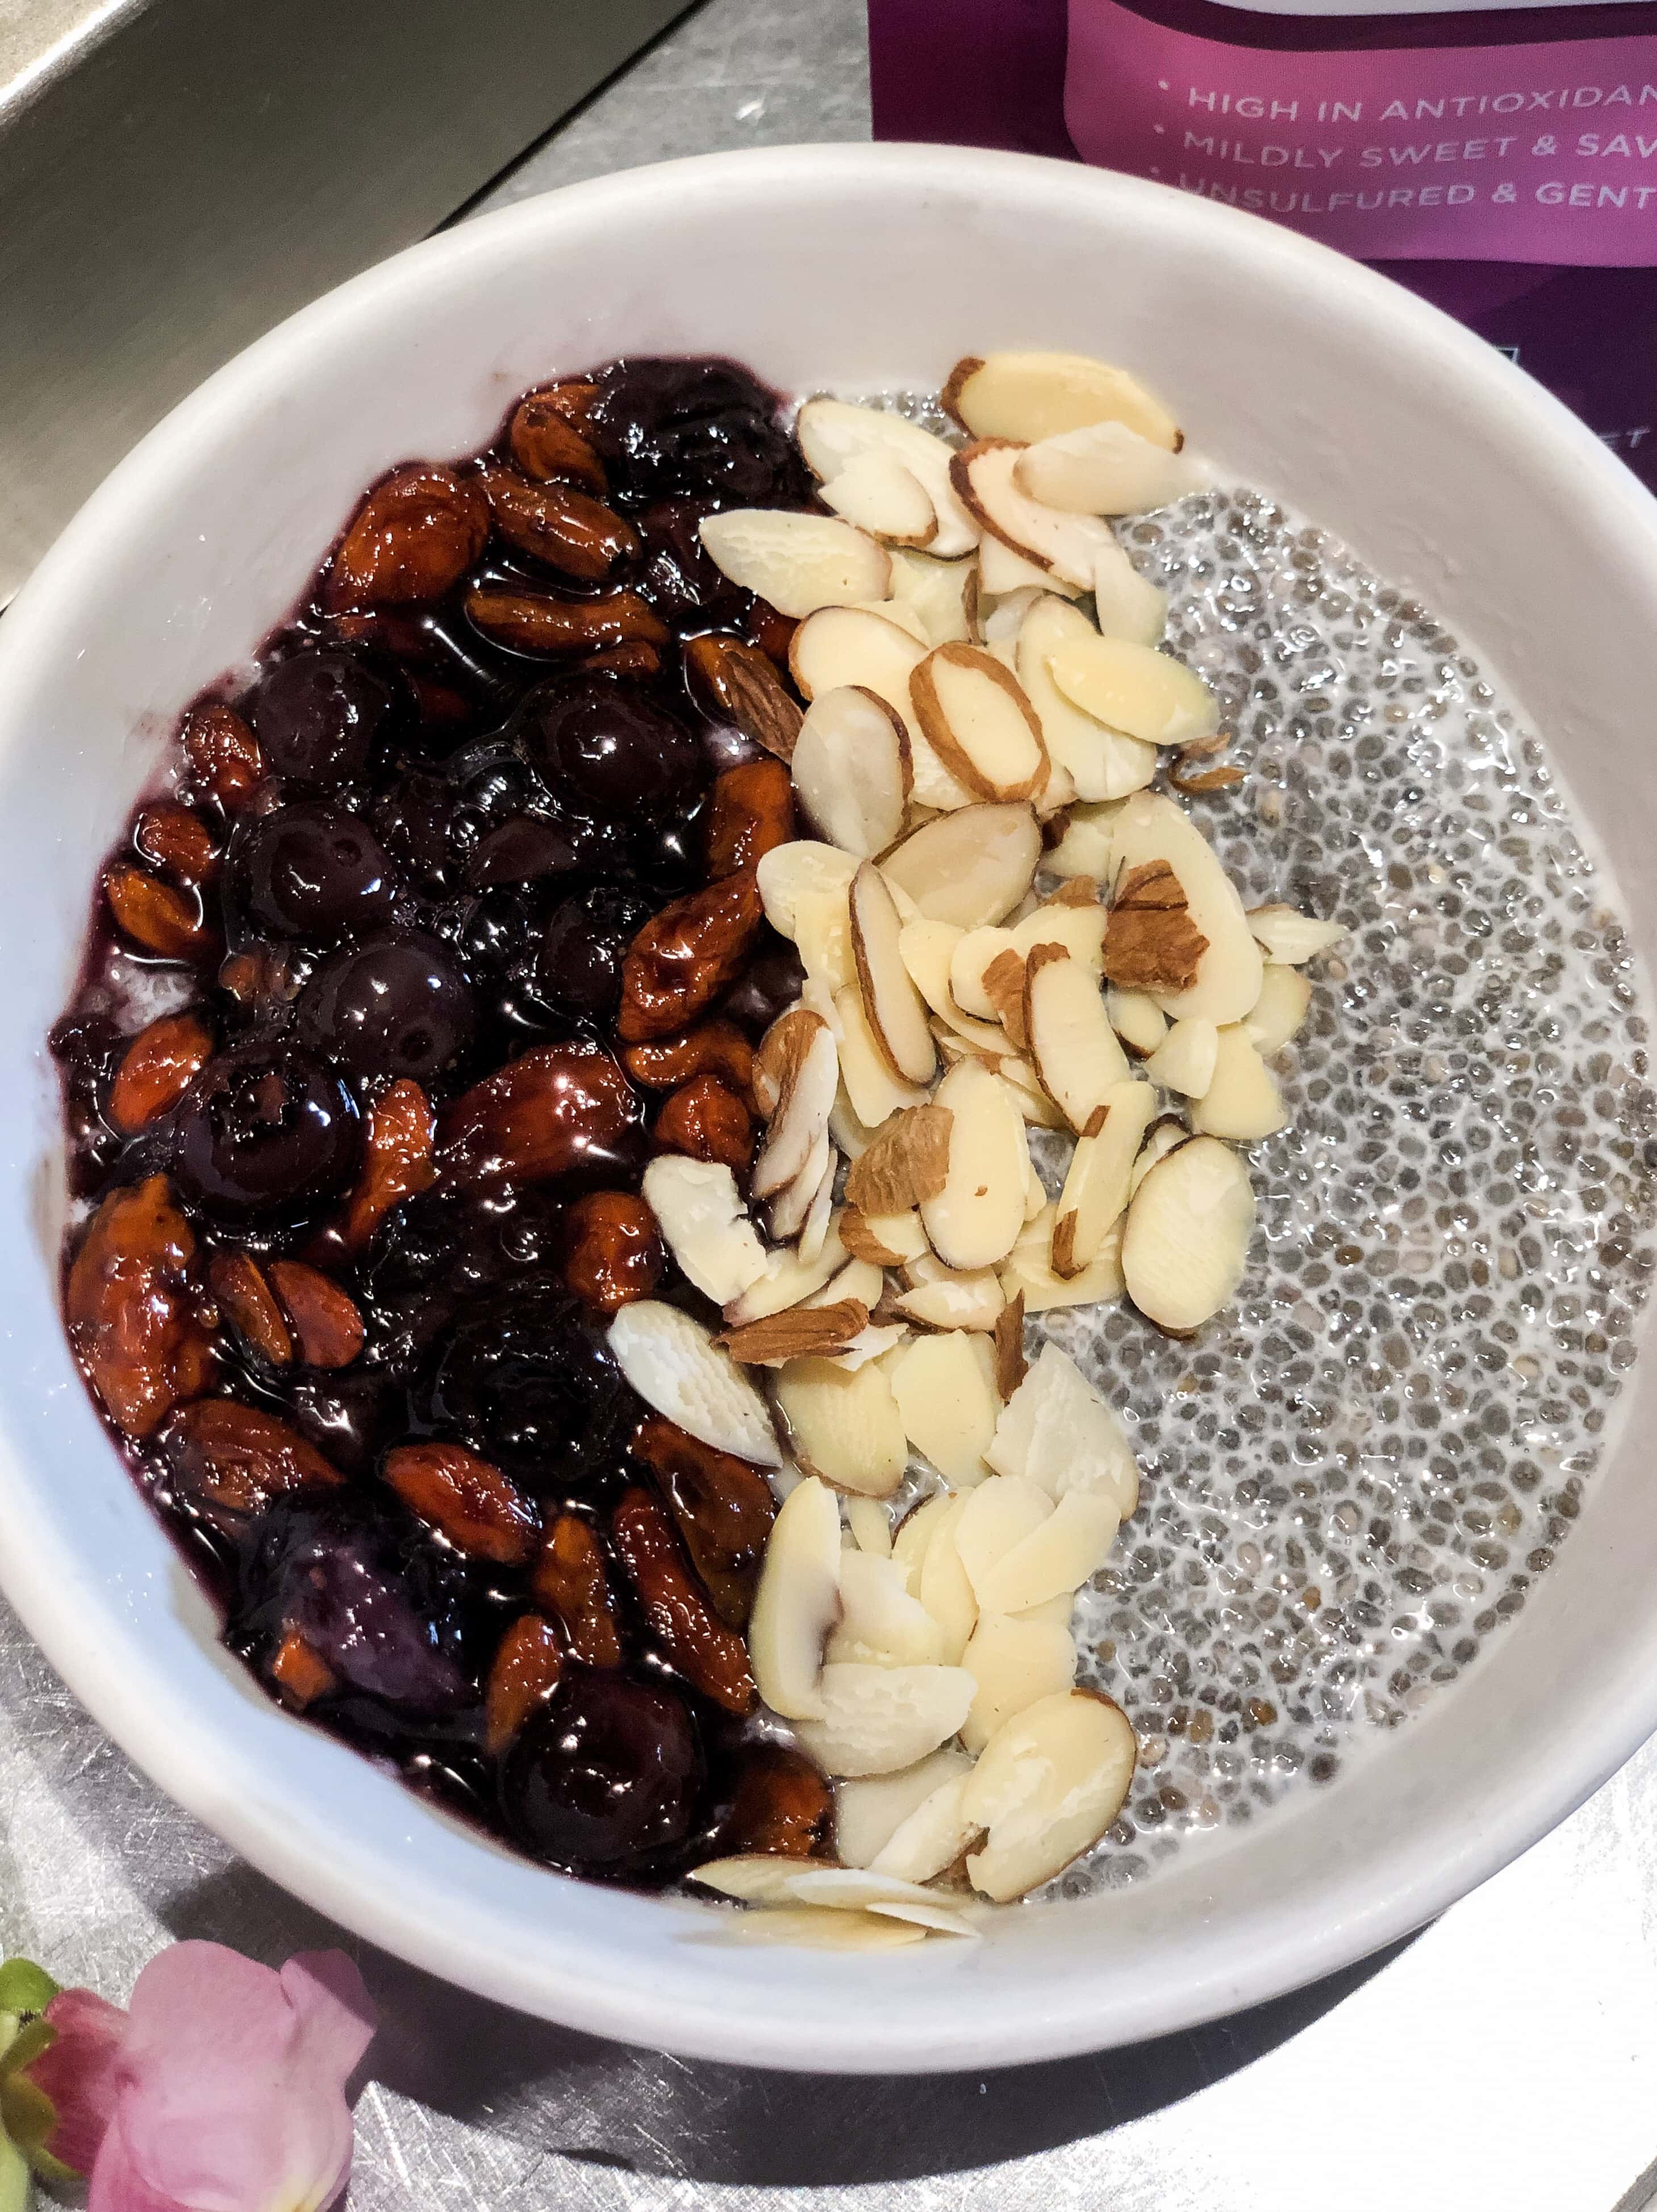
[20,1988,127,2177]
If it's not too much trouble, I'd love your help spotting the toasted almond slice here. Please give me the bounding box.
[841,1202,928,1267]
[920,1058,1029,1272]
[1091,540,1169,647]
[819,452,937,547]
[805,1256,886,1313]
[1016,420,1195,515]
[881,803,1041,931]
[850,863,937,1086]
[767,1126,832,1243]
[1000,1201,1125,1313]
[976,1488,1120,1616]
[1246,903,1349,964]
[721,1297,870,1368]
[755,841,859,940]
[1011,894,1106,970]
[641,1156,767,1303]
[753,1011,839,1199]
[1144,1015,1219,1100]
[689,1856,802,1902]
[888,548,978,644]
[1109,792,1263,1024]
[833,983,929,1130]
[700,509,891,618]
[944,352,1180,452]
[886,1331,1000,1488]
[1049,634,1218,748]
[1016,598,1157,805]
[910,643,1050,805]
[895,1257,1008,1334]
[790,686,911,861]
[608,1302,782,1467]
[867,1768,981,1882]
[845,1495,894,1557]
[961,1611,1077,1755]
[949,926,1016,1021]
[1023,944,1133,1134]
[774,1355,909,1497]
[725,1220,849,1324]
[827,1549,948,1668]
[955,1476,1054,1603]
[1128,1115,1189,1199]
[979,532,1080,599]
[836,1745,975,1868]
[988,1340,1140,1514]
[1188,1026,1287,1141]
[1246,963,1313,1056]
[1107,986,1168,1057]
[783,1865,946,1912]
[1121,1132,1254,1331]
[713,1905,929,1951]
[952,441,1121,590]
[844,1101,953,1215]
[796,397,979,559]
[1049,799,1126,881]
[790,604,970,813]
[963,1689,1137,1902]
[916,1492,979,1664]
[746,1473,843,1718]
[1052,1079,1157,1276]
[794,1661,976,1777]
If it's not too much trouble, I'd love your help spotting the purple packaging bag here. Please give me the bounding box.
[869,0,1657,489]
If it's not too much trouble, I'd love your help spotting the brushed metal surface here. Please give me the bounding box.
[0,0,693,599]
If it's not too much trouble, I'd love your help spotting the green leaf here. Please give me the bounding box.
[0,1969,55,2022]
[0,2068,70,2191]
[0,2022,52,2088]
[0,2129,29,2212]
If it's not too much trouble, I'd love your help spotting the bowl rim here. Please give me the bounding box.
[6,139,1657,2073]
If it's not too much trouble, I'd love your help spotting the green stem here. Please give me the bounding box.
[0,2130,29,2212]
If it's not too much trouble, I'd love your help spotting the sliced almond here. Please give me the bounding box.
[745,1473,842,1719]
[994,1055,1068,1132]
[689,1856,802,1902]
[829,1083,879,1161]
[818,452,937,547]
[1011,894,1106,970]
[979,584,1046,646]
[976,1488,1120,1616]
[1246,904,1348,964]
[944,352,1180,452]
[910,644,1049,804]
[1052,1079,1157,1276]
[773,1356,909,1497]
[754,841,859,941]
[1109,792,1263,1024]
[1128,1115,1189,1198]
[752,1011,839,1199]
[1000,1201,1125,1313]
[1107,986,1168,1057]
[1016,598,1157,804]
[961,1611,1077,1756]
[1189,1027,1287,1142]
[795,397,979,559]
[1016,420,1195,515]
[891,1490,954,1581]
[782,1865,946,1912]
[1049,799,1126,881]
[794,1661,975,1778]
[794,885,857,998]
[725,1219,849,1324]
[867,1768,982,1883]
[721,1297,870,1368]
[799,1149,838,1263]
[844,1101,953,1216]
[881,803,1041,931]
[1144,1016,1219,1100]
[1246,963,1313,1056]
[767,1126,831,1243]
[788,686,911,861]
[841,1202,928,1268]
[805,1256,886,1312]
[857,1901,978,1938]
[831,1322,910,1372]
[641,1156,767,1304]
[847,594,929,643]
[979,532,1079,599]
[832,982,929,1131]
[995,1288,1028,1400]
[919,1058,1029,1272]
[886,1331,1000,1487]
[895,1257,1008,1334]
[949,927,1016,1022]
[963,1689,1138,1902]
[988,1340,1141,1515]
[790,603,971,812]
[700,509,891,618]
[713,1905,929,1951]
[1091,540,1169,647]
[608,1302,782,1467]
[915,1492,979,1664]
[845,1496,894,1557]
[983,954,1029,1050]
[951,441,1120,590]
[1121,1132,1255,1331]
[955,1475,1054,1604]
[827,1550,947,1668]
[1023,944,1132,1134]
[888,548,977,644]
[850,863,937,1086]
[1104,860,1208,997]
[836,1744,974,1868]
[1049,633,1218,748]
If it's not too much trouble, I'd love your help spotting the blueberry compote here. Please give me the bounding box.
[51,359,833,1887]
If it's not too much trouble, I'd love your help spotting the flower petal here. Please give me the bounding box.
[22,1989,128,2177]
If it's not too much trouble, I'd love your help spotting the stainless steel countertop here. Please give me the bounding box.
[5,2,1655,2205]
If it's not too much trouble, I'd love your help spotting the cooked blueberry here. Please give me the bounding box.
[372,770,458,895]
[499,1671,703,1874]
[466,815,583,890]
[173,1040,360,1218]
[423,1273,626,1480]
[720,939,807,1035]
[233,803,400,940]
[515,674,702,822]
[516,884,654,1024]
[297,932,475,1084]
[633,499,745,628]
[247,648,398,789]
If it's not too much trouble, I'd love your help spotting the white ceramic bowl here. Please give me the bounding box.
[3,143,1656,2074]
